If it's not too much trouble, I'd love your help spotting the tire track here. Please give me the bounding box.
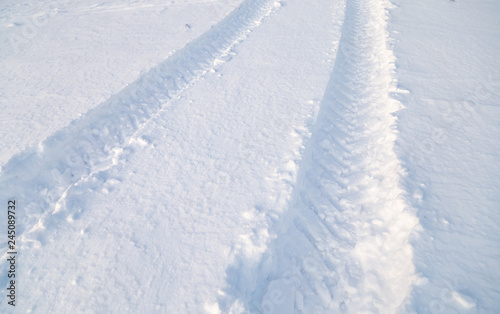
[0,0,280,265]
[243,0,419,312]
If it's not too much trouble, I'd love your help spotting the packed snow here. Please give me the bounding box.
[1,0,499,313]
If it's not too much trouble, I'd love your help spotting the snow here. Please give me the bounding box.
[390,0,500,312]
[0,0,241,167]
[1,0,499,313]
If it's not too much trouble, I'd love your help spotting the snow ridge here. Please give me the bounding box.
[226,0,419,312]
[0,0,279,278]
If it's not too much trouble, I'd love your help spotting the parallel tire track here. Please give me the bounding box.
[0,0,279,276]
[246,0,419,312]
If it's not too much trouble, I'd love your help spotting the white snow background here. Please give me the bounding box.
[0,0,499,313]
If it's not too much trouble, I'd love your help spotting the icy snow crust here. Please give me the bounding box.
[391,0,500,312]
[1,0,499,313]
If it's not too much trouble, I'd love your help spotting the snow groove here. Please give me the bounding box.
[0,0,279,263]
[239,0,419,312]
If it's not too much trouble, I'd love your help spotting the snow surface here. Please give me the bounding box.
[1,0,499,313]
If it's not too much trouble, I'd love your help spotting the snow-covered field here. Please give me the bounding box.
[1,0,499,313]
